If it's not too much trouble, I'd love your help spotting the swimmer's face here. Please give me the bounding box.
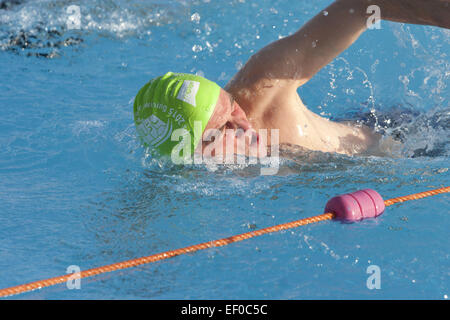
[196,89,258,158]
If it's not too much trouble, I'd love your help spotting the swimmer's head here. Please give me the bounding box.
[134,72,255,158]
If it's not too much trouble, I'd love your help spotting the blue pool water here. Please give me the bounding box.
[0,0,449,299]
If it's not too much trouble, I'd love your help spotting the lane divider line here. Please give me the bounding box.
[0,186,448,298]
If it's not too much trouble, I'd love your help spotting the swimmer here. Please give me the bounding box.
[134,0,450,159]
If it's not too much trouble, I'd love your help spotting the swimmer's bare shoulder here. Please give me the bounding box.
[227,0,449,155]
[338,120,404,156]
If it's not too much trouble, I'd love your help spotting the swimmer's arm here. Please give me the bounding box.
[376,0,450,29]
[227,0,449,91]
[227,0,369,90]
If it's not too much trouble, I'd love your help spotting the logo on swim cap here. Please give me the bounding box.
[136,115,173,148]
[177,80,200,107]
[133,72,221,157]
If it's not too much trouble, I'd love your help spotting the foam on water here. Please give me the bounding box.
[0,0,189,57]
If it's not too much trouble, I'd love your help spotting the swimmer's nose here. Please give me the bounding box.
[229,102,259,145]
[247,129,259,145]
[234,127,259,145]
[230,103,253,131]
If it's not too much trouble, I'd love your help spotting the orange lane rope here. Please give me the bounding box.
[0,186,448,298]
[384,186,449,206]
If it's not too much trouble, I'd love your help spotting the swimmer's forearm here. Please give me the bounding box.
[293,0,450,79]
[356,0,450,29]
[228,0,449,92]
[230,0,369,87]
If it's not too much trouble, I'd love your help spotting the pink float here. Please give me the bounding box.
[324,189,385,222]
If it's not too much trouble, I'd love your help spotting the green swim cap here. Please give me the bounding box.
[134,72,221,157]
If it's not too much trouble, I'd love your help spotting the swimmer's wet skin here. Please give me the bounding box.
[134,0,450,158]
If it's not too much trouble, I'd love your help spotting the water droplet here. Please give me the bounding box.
[192,44,202,52]
[205,41,213,52]
[191,12,201,23]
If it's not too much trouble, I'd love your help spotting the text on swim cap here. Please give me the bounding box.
[177,80,200,107]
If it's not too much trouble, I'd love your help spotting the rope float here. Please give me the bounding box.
[0,186,448,298]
